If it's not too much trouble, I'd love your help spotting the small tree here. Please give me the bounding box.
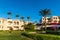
[25,23,34,31]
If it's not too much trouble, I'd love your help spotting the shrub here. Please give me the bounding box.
[46,30,60,35]
[24,23,35,31]
[22,32,60,40]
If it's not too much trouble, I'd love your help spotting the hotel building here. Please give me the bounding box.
[0,18,24,30]
[41,16,60,27]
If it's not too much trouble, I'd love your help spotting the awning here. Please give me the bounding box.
[51,22,58,25]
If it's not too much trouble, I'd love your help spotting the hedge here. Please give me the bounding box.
[46,30,60,35]
[22,32,60,40]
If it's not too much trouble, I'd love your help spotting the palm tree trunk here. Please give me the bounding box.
[44,16,46,31]
[8,15,10,19]
[28,19,29,23]
[22,20,25,32]
[24,22,25,32]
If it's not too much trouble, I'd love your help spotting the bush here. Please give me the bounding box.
[24,23,35,31]
[46,30,60,35]
[22,32,60,40]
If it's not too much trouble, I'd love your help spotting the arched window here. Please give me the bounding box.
[17,22,19,25]
[8,21,12,25]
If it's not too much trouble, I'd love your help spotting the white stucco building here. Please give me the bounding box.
[41,16,60,27]
[0,18,24,30]
[42,16,60,24]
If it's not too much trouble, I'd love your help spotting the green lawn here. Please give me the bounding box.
[0,30,32,40]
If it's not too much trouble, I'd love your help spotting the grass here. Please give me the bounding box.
[0,30,32,40]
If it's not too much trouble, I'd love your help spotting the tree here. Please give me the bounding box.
[16,14,19,19]
[20,16,25,31]
[7,12,11,19]
[27,16,30,22]
[58,17,60,25]
[20,16,24,21]
[34,21,38,24]
[39,9,51,31]
[25,22,34,31]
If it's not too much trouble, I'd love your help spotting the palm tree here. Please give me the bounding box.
[16,14,19,19]
[27,16,30,22]
[20,16,24,21]
[39,9,51,31]
[34,21,37,24]
[20,16,25,31]
[7,12,11,19]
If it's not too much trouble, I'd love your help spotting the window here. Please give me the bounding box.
[48,20,51,22]
[0,21,1,23]
[21,25,24,27]
[54,20,57,22]
[14,21,16,24]
[17,22,19,25]
[7,26,10,28]
[14,21,19,25]
[54,17,55,19]
[47,27,57,31]
[0,26,1,28]
[48,18,51,21]
[59,17,60,19]
[8,21,12,25]
[8,21,12,23]
[58,27,60,30]
[14,26,19,28]
[56,17,57,19]
[48,18,50,20]
[43,18,44,20]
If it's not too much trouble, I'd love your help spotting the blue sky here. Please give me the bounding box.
[0,0,60,22]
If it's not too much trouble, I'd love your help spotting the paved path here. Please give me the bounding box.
[21,35,33,40]
[29,32,37,34]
